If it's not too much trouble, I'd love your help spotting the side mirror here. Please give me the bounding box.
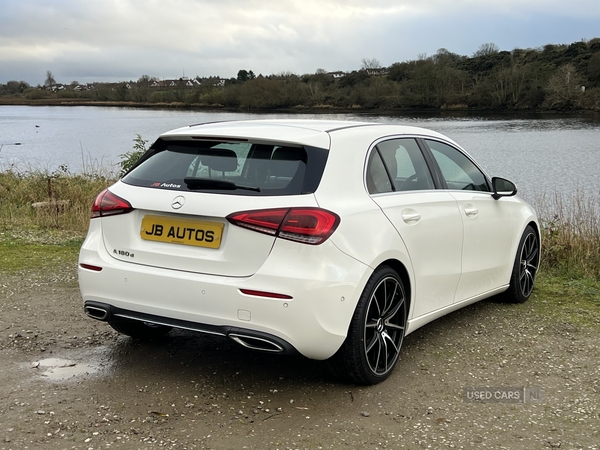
[492,177,517,200]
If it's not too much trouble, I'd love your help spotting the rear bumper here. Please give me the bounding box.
[84,300,297,354]
[79,233,371,360]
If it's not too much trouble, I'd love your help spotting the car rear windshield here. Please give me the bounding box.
[122,139,329,196]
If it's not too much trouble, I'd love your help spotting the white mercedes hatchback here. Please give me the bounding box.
[79,119,540,384]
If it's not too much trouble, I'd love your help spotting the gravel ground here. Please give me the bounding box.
[1,267,599,450]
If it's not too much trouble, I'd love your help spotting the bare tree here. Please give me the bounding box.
[473,43,499,57]
[137,74,152,86]
[44,70,56,87]
[361,58,381,70]
[544,63,585,108]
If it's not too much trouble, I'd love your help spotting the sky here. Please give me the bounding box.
[1,0,599,86]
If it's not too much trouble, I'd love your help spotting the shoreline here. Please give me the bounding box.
[1,96,598,117]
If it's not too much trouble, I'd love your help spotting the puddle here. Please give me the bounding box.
[28,347,112,381]
[31,358,97,380]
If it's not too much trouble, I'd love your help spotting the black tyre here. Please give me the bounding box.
[109,318,172,340]
[502,225,540,303]
[330,266,407,385]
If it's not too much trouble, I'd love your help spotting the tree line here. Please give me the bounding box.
[2,39,600,112]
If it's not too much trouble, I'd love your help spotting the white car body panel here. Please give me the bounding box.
[450,190,517,301]
[405,285,509,335]
[80,219,369,360]
[371,191,464,317]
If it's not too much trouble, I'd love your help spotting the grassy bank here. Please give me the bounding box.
[535,190,600,279]
[0,167,116,232]
[1,167,599,323]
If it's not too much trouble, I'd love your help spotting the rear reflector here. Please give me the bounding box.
[91,189,133,218]
[227,207,340,245]
[80,263,103,272]
[240,289,293,299]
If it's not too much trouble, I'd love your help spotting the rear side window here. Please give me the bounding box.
[366,138,434,194]
[122,140,328,196]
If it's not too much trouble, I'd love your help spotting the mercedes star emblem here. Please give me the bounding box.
[171,195,185,209]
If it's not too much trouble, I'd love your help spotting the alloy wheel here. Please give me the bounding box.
[363,276,406,376]
[519,231,539,298]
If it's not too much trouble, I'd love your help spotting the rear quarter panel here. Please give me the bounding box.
[313,127,416,309]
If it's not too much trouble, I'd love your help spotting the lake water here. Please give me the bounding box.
[1,105,600,200]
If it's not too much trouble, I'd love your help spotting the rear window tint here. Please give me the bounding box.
[122,140,328,196]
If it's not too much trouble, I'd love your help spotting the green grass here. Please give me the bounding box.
[0,240,80,271]
[0,226,83,272]
[530,272,600,328]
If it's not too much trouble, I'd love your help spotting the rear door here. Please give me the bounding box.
[366,138,464,318]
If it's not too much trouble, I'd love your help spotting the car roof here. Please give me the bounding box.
[159,119,449,149]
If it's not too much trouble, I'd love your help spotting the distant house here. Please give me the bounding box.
[46,84,66,92]
[328,71,346,79]
[73,84,93,91]
[365,68,389,76]
[147,77,211,88]
[160,78,197,88]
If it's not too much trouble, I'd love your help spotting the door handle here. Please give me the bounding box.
[464,204,478,217]
[401,210,421,223]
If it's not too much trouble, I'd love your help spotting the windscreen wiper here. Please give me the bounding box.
[183,177,261,192]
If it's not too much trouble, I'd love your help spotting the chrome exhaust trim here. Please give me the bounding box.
[84,305,109,321]
[229,333,285,353]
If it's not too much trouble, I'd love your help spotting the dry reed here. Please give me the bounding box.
[0,162,117,233]
[534,190,600,278]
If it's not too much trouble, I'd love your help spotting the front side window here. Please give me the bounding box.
[425,140,490,192]
[366,138,434,194]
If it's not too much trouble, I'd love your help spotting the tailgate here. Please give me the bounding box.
[100,183,318,277]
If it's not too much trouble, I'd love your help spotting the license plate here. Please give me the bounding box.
[140,215,224,249]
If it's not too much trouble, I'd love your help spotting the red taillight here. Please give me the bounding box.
[226,208,289,235]
[227,207,340,245]
[91,189,133,218]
